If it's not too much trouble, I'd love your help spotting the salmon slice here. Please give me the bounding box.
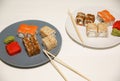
[18,24,38,35]
[102,10,115,21]
[98,10,115,23]
[18,24,28,34]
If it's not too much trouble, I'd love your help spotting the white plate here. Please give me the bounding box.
[65,8,120,49]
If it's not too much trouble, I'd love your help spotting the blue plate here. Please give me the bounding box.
[0,20,62,68]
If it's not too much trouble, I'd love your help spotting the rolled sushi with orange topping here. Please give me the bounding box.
[17,24,38,38]
[97,10,115,25]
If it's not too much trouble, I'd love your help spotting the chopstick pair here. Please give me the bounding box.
[43,49,91,81]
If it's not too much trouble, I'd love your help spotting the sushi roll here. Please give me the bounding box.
[86,23,98,37]
[42,35,57,51]
[76,12,85,26]
[17,24,38,38]
[97,10,115,26]
[17,24,28,38]
[23,35,41,57]
[30,35,41,54]
[84,14,95,26]
[23,36,34,56]
[40,26,56,38]
[97,23,108,37]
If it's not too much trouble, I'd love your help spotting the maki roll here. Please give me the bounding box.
[17,24,38,38]
[22,35,41,56]
[97,23,108,37]
[86,23,98,37]
[97,10,115,25]
[40,26,56,38]
[42,35,57,51]
[84,14,95,26]
[76,12,85,26]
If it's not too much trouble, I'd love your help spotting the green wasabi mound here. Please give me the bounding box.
[111,28,120,37]
[4,36,15,44]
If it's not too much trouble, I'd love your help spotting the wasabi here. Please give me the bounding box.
[4,36,15,44]
[111,28,120,37]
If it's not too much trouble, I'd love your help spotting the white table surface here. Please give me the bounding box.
[0,0,120,81]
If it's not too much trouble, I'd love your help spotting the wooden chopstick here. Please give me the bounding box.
[68,10,84,44]
[44,49,91,81]
[43,49,68,81]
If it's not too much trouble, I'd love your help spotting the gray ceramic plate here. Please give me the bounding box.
[0,20,62,68]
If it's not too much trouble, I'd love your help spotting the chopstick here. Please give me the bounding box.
[43,49,91,81]
[43,49,68,81]
[68,10,84,44]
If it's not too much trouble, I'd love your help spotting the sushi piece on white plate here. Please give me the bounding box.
[84,14,95,26]
[97,23,108,37]
[97,10,115,26]
[86,23,98,37]
[76,12,85,26]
